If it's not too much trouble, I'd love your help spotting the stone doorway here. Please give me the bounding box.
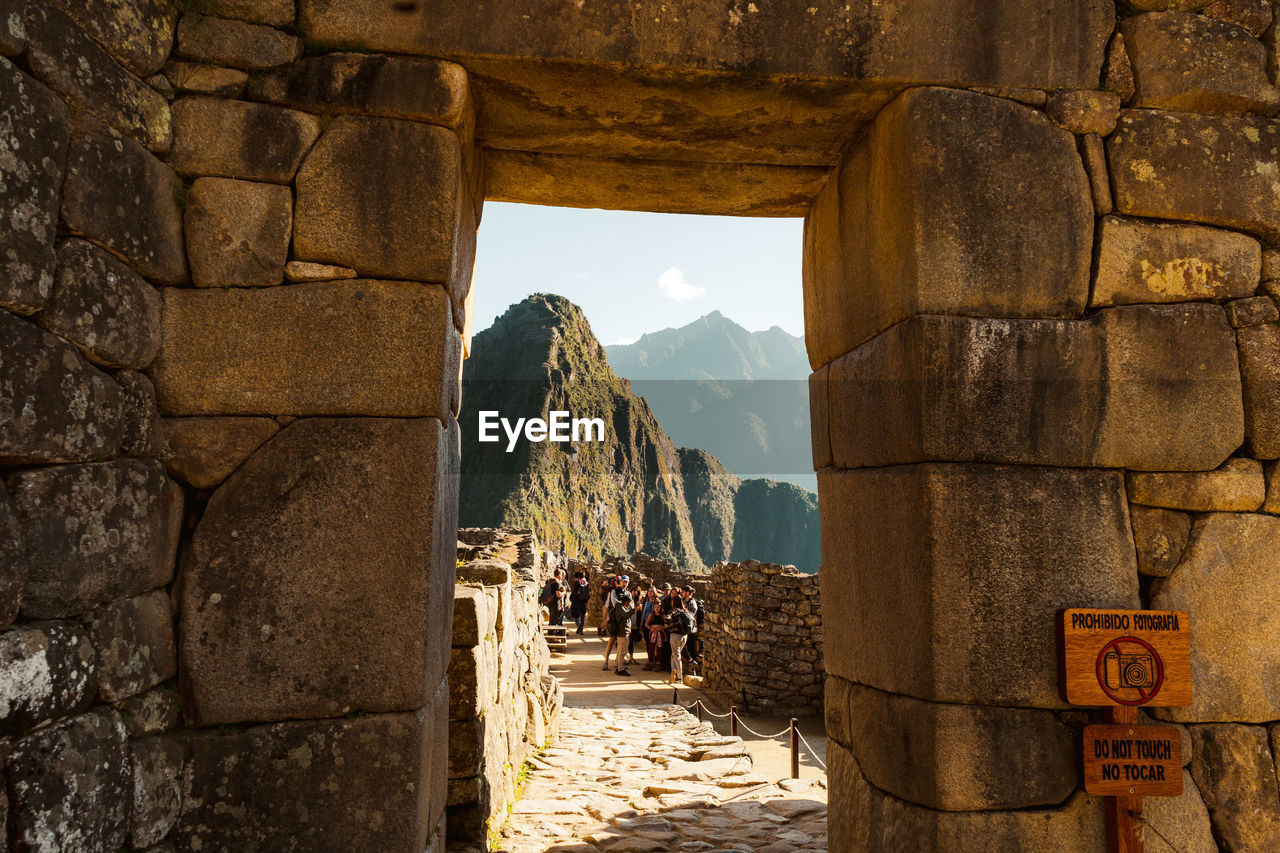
[4,1,1277,850]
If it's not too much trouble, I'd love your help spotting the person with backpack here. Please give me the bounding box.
[642,587,665,672]
[604,589,635,676]
[601,575,628,668]
[681,585,702,664]
[626,585,647,665]
[598,574,618,636]
[658,584,678,670]
[539,568,565,626]
[568,571,590,635]
[665,597,695,684]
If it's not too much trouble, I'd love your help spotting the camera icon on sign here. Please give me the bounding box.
[1103,650,1157,690]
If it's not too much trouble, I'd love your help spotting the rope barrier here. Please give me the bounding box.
[685,699,732,719]
[683,698,792,739]
[794,728,828,771]
[734,719,793,740]
[681,695,828,779]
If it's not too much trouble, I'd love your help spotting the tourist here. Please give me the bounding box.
[569,570,590,635]
[601,575,629,667]
[598,574,617,636]
[643,587,665,671]
[605,589,635,676]
[681,586,701,665]
[659,583,678,669]
[666,597,695,684]
[539,568,565,626]
[626,584,647,665]
[609,575,630,610]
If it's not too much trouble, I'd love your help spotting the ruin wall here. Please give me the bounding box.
[808,7,1280,846]
[701,561,823,716]
[0,0,473,848]
[450,529,563,848]
[2,0,1280,849]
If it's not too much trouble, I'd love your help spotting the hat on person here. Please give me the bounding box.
[620,575,629,582]
[661,583,672,590]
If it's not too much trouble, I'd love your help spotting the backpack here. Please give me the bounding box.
[667,610,694,635]
[539,580,558,607]
[693,599,704,629]
[570,579,589,605]
[608,600,634,635]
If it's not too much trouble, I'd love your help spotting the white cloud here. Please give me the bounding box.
[610,336,637,346]
[657,266,704,302]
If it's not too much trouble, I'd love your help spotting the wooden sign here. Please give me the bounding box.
[1058,609,1192,708]
[1083,723,1183,798]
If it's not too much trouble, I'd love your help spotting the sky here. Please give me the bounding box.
[472,202,806,345]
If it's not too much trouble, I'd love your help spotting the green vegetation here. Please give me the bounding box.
[679,448,740,564]
[486,758,540,851]
[730,478,821,572]
[460,294,821,572]
[516,758,536,788]
[460,294,704,569]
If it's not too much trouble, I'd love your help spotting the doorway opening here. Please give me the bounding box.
[461,202,818,574]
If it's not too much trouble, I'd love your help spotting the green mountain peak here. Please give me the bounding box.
[460,295,820,572]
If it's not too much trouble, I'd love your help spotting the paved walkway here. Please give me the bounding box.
[497,706,828,853]
[492,632,829,852]
[552,632,827,781]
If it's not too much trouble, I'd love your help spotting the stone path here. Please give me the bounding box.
[551,633,828,783]
[494,705,828,853]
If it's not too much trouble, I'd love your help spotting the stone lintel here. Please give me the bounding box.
[484,149,826,217]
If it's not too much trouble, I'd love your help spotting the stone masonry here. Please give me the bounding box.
[1,1,472,848]
[3,0,1280,851]
[702,561,823,716]
[806,7,1280,848]
[451,529,563,848]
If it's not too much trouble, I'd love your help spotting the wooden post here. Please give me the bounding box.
[730,706,738,737]
[1106,705,1144,853]
[790,718,800,779]
[697,702,703,723]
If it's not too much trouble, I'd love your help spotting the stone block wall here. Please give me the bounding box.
[6,0,1280,849]
[702,561,823,715]
[0,3,184,849]
[450,529,563,849]
[1,1,476,849]
[810,6,1280,848]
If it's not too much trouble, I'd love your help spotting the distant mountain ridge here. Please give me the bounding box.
[460,295,820,572]
[606,310,809,380]
[606,312,815,491]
